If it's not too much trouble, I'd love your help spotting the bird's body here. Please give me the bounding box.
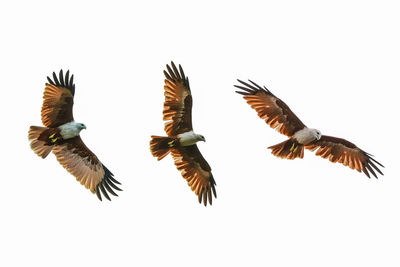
[58,121,86,139]
[28,70,121,201]
[150,62,216,206]
[177,131,205,146]
[235,79,384,178]
[292,127,321,144]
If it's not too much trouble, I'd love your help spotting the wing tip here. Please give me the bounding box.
[95,165,122,201]
[234,79,273,96]
[46,69,75,95]
[164,61,189,88]
[363,151,384,178]
[197,175,217,207]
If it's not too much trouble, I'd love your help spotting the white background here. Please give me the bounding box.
[1,0,399,266]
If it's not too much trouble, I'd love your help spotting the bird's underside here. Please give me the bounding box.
[235,79,384,178]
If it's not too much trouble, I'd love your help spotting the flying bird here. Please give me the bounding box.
[28,70,122,200]
[235,79,384,178]
[150,62,216,206]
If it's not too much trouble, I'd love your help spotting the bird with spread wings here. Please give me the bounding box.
[235,79,384,178]
[28,70,122,200]
[150,62,217,206]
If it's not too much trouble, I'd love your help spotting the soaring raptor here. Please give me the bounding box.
[235,79,383,178]
[150,62,217,206]
[28,70,122,200]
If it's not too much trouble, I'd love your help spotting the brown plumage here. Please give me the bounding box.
[41,71,75,127]
[305,136,383,178]
[170,146,216,205]
[150,135,176,160]
[28,126,55,158]
[235,79,305,137]
[150,62,216,206]
[28,70,121,200]
[162,63,193,136]
[235,79,384,178]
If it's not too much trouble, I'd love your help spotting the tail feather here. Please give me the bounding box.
[268,139,304,160]
[28,126,53,158]
[150,136,175,160]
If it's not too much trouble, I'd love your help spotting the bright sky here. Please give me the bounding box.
[1,1,399,266]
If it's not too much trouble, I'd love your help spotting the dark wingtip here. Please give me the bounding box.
[198,176,217,207]
[369,156,384,168]
[46,76,53,85]
[235,90,246,95]
[164,61,190,89]
[234,79,274,96]
[94,165,122,201]
[52,72,60,85]
[363,152,384,178]
[46,69,75,95]
[95,188,103,201]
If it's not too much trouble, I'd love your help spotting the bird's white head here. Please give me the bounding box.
[197,134,206,142]
[77,122,87,131]
[311,128,322,140]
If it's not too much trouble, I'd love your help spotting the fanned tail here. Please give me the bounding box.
[150,136,175,160]
[28,126,54,158]
[268,138,304,160]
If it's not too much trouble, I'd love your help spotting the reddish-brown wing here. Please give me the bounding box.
[41,70,75,128]
[235,80,306,137]
[171,145,216,206]
[52,136,122,200]
[305,135,384,178]
[163,62,193,137]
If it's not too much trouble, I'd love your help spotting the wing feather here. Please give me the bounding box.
[305,135,384,178]
[52,136,121,200]
[235,79,306,137]
[41,70,75,127]
[162,62,193,136]
[170,145,216,206]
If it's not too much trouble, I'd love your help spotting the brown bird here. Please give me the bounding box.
[150,62,216,206]
[235,79,384,178]
[28,70,121,200]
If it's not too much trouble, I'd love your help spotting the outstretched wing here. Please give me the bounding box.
[171,145,216,206]
[41,70,75,128]
[235,79,306,137]
[163,62,193,137]
[52,136,122,200]
[305,135,384,178]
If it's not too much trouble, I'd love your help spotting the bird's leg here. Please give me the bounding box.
[290,143,296,152]
[168,140,175,148]
[49,133,58,143]
[290,143,299,153]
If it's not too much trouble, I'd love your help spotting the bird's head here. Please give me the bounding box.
[78,123,87,130]
[197,134,206,142]
[311,128,321,140]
